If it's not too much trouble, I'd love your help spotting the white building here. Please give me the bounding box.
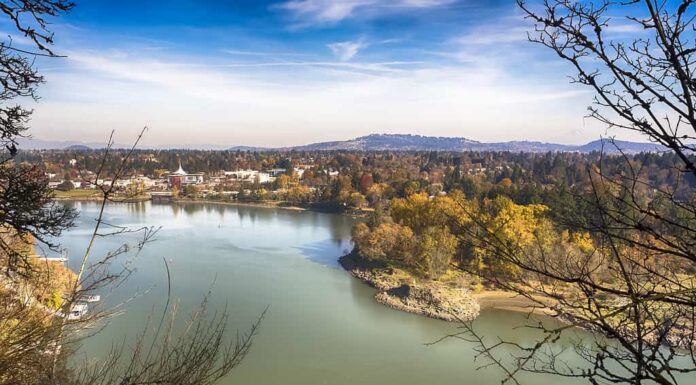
[113,179,132,188]
[224,170,273,184]
[168,164,204,188]
[267,168,287,177]
[134,176,155,188]
[224,169,257,181]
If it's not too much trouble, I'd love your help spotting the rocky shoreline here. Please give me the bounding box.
[339,252,480,322]
[340,252,696,351]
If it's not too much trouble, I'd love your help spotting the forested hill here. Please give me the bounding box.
[19,134,665,153]
[292,135,665,153]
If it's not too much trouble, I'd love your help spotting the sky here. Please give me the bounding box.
[4,0,649,147]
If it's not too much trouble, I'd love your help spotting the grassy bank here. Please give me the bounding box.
[52,189,103,200]
[54,193,372,218]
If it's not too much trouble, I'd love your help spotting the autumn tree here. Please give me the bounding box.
[351,222,417,265]
[275,174,290,190]
[451,2,696,384]
[353,192,471,278]
[0,3,262,385]
[419,226,458,279]
[286,185,313,205]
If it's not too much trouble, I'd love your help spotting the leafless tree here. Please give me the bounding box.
[1,128,265,385]
[448,1,696,385]
[0,0,77,276]
[0,2,264,384]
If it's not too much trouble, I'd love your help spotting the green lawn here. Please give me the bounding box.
[52,189,102,199]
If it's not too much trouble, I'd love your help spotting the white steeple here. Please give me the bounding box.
[174,162,186,175]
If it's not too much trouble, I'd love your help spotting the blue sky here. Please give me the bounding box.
[7,0,643,147]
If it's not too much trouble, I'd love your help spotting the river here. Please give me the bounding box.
[57,201,594,385]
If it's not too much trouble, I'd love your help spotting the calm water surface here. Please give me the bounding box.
[57,201,595,385]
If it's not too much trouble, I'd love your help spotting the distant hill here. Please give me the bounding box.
[17,133,666,154]
[16,138,231,151]
[575,139,665,153]
[227,145,269,152]
[294,134,481,151]
[16,138,117,150]
[64,144,92,151]
[287,134,665,154]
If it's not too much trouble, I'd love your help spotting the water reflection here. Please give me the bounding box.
[297,239,353,268]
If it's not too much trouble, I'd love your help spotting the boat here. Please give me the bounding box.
[67,303,88,320]
[79,294,101,303]
[29,255,67,263]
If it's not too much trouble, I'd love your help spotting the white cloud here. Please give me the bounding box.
[456,27,528,46]
[221,49,309,57]
[276,0,456,24]
[30,49,597,147]
[604,21,646,35]
[218,60,422,74]
[328,40,367,61]
[453,14,530,47]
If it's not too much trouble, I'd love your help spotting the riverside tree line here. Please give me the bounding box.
[21,148,695,209]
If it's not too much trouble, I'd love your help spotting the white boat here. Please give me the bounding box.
[30,255,67,263]
[67,303,88,320]
[79,294,101,303]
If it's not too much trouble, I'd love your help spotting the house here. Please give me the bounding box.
[224,169,273,184]
[257,172,273,184]
[225,169,257,181]
[208,176,226,186]
[266,168,287,177]
[113,179,132,188]
[152,178,169,190]
[134,176,155,188]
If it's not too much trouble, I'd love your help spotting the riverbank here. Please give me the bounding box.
[339,252,481,322]
[339,251,551,322]
[172,198,308,212]
[473,290,553,314]
[54,194,372,218]
[340,251,696,354]
[173,198,372,217]
[52,190,151,202]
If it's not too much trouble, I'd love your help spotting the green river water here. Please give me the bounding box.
[54,201,688,385]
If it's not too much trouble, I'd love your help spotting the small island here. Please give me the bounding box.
[339,251,481,322]
[339,191,586,323]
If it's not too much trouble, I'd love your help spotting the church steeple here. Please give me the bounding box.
[174,162,186,175]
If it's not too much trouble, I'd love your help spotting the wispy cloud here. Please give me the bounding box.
[328,39,367,61]
[221,49,309,57]
[217,61,422,75]
[456,27,528,46]
[604,20,647,36]
[276,0,456,25]
[26,1,615,146]
[31,48,593,147]
[453,14,530,47]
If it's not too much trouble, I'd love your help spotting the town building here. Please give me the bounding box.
[266,168,287,177]
[168,163,204,189]
[224,169,273,184]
